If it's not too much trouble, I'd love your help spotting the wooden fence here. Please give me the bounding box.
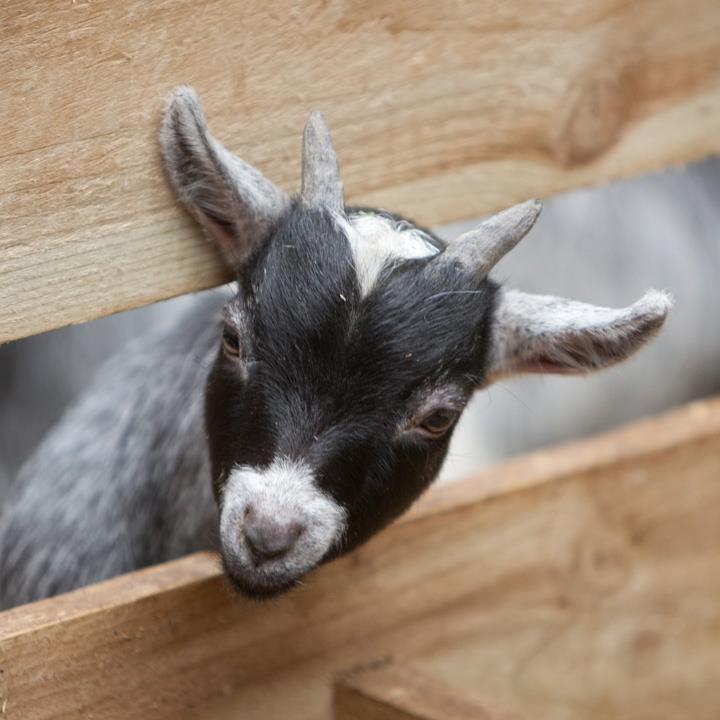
[1,1,720,718]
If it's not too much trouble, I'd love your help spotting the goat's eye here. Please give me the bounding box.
[416,408,458,438]
[222,327,241,358]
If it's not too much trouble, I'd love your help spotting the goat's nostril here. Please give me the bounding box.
[243,514,303,563]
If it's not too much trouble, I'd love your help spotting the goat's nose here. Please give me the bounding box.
[243,508,303,563]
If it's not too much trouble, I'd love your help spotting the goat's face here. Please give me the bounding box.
[204,204,496,595]
[160,87,671,598]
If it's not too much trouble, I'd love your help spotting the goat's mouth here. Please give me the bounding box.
[225,569,301,601]
[219,553,305,600]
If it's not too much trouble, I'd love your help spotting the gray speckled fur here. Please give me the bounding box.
[159,86,290,269]
[487,287,672,380]
[0,293,224,609]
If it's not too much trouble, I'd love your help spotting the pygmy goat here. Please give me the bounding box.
[0,87,671,608]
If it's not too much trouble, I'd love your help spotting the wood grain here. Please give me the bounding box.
[1,395,719,720]
[2,0,720,342]
[334,663,514,719]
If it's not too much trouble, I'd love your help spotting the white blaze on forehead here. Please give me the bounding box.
[339,211,441,296]
[220,457,346,579]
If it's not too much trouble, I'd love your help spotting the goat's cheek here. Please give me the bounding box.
[315,439,386,508]
[344,446,445,553]
[204,364,234,474]
[204,366,276,479]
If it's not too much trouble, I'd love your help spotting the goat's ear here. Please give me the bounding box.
[486,288,672,381]
[159,86,290,270]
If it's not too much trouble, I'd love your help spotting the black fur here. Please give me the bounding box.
[206,201,497,566]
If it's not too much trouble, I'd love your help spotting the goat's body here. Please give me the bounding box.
[0,294,223,608]
[0,91,680,607]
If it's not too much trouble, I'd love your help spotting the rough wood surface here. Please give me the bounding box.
[1,396,719,720]
[2,0,720,342]
[334,662,513,720]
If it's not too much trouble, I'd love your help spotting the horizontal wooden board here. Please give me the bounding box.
[2,0,720,341]
[1,395,719,719]
[334,663,512,720]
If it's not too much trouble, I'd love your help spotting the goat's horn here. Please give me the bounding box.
[301,110,345,213]
[444,199,542,277]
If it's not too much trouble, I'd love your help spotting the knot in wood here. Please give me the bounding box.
[556,73,627,167]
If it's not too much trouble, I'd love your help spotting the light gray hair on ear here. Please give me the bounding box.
[444,199,542,277]
[487,287,673,381]
[159,85,290,269]
[300,110,345,214]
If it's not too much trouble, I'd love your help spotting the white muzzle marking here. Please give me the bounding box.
[220,457,346,587]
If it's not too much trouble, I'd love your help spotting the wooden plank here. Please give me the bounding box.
[333,662,513,720]
[2,0,720,342]
[1,396,719,720]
